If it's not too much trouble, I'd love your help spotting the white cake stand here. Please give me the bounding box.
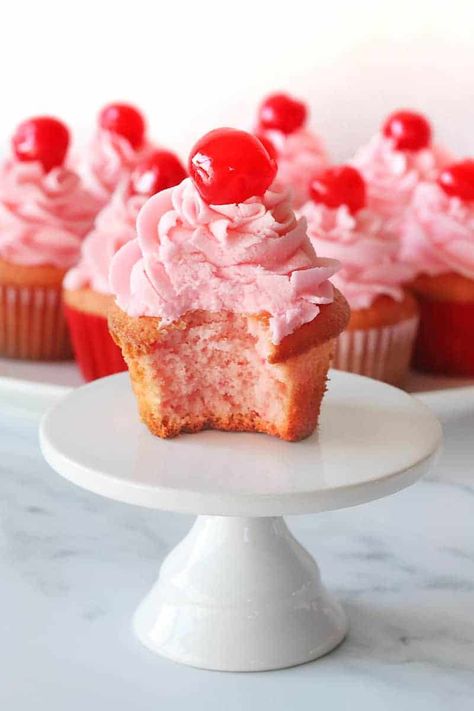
[39,370,441,672]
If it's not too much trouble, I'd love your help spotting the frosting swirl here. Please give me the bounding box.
[401,181,474,279]
[260,128,328,209]
[299,200,414,309]
[0,160,100,269]
[77,129,154,205]
[110,178,339,343]
[64,183,145,293]
[352,133,451,231]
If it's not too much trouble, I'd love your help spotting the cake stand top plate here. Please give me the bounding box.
[40,370,442,517]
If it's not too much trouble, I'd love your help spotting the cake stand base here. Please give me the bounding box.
[40,371,442,672]
[133,515,346,671]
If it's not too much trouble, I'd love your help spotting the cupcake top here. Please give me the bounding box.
[401,160,474,279]
[77,103,155,205]
[300,165,414,309]
[0,116,99,269]
[110,128,340,344]
[64,148,187,294]
[352,110,451,227]
[255,93,328,209]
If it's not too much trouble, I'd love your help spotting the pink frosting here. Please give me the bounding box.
[64,183,146,293]
[77,129,154,206]
[260,128,328,209]
[299,200,415,309]
[0,160,100,269]
[352,133,452,231]
[110,178,340,344]
[401,181,474,279]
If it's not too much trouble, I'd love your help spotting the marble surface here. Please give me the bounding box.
[1,383,473,709]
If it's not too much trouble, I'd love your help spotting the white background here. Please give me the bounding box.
[1,0,473,163]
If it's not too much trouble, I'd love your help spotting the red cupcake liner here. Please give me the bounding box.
[0,283,72,360]
[64,304,127,381]
[413,297,474,376]
[334,316,419,386]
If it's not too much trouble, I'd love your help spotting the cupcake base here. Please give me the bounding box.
[109,293,350,441]
[333,293,419,386]
[0,260,71,360]
[334,316,419,385]
[64,288,126,381]
[411,273,474,376]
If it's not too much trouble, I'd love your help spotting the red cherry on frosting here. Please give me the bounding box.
[99,103,145,149]
[382,110,431,151]
[12,116,69,173]
[438,160,474,202]
[255,134,278,161]
[310,165,366,214]
[189,128,277,205]
[129,149,187,197]
[258,93,307,135]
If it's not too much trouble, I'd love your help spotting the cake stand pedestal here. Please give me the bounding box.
[40,371,441,672]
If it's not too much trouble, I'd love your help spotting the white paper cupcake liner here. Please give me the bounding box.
[333,316,419,385]
[0,283,72,360]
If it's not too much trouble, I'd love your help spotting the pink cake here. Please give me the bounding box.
[64,149,187,381]
[109,128,349,440]
[0,115,99,359]
[299,165,418,385]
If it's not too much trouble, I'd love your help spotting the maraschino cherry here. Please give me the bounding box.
[258,93,307,135]
[99,103,145,149]
[12,117,69,173]
[255,133,278,161]
[189,128,277,205]
[438,160,474,202]
[129,150,187,196]
[382,110,431,151]
[310,165,366,214]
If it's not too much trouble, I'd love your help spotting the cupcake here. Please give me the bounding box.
[109,128,349,440]
[77,102,154,207]
[0,116,99,360]
[352,109,452,236]
[401,160,474,375]
[255,93,328,209]
[300,165,418,385]
[64,149,187,381]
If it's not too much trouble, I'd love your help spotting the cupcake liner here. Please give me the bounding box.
[0,283,72,360]
[414,298,474,376]
[333,316,419,386]
[64,304,126,381]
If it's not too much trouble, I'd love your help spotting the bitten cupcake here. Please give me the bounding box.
[352,110,451,236]
[0,116,99,360]
[78,102,154,207]
[64,149,187,381]
[255,93,328,209]
[300,165,418,385]
[109,128,349,441]
[401,160,474,375]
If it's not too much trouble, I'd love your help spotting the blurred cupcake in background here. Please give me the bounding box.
[64,148,186,381]
[401,160,474,375]
[77,102,155,208]
[352,109,452,236]
[0,116,99,360]
[255,92,328,208]
[300,164,418,385]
